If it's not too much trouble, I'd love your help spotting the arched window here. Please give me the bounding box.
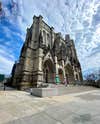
[47,33,50,47]
[43,30,46,45]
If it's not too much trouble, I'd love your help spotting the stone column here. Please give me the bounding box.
[73,66,77,80]
[77,69,81,81]
[51,27,54,48]
[35,15,43,87]
[54,56,59,84]
[38,15,43,32]
[38,48,43,71]
[62,60,67,82]
[36,48,44,87]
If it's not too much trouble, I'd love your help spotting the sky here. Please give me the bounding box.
[0,0,100,76]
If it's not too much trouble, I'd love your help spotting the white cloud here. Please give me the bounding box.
[0,0,100,74]
[0,54,14,74]
[0,45,15,74]
[81,52,100,72]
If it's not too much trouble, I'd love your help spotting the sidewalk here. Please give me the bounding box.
[0,86,100,124]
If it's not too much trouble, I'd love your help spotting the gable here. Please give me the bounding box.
[43,51,54,64]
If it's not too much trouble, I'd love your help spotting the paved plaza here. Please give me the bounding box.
[0,85,100,124]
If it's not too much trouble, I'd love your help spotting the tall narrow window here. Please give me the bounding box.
[47,33,50,47]
[43,30,46,45]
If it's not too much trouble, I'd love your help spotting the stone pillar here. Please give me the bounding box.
[36,48,44,87]
[73,66,77,80]
[38,48,43,71]
[77,69,81,81]
[38,15,43,32]
[79,68,83,81]
[51,27,54,49]
[78,73,80,81]
[62,60,66,82]
[54,56,59,84]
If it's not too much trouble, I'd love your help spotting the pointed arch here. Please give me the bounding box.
[43,58,55,83]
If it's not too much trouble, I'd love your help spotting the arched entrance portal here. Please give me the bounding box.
[65,64,74,84]
[43,59,55,83]
[58,68,64,84]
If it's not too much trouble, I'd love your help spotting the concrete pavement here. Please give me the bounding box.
[0,86,100,124]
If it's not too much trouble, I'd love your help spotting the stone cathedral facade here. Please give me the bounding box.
[11,15,83,90]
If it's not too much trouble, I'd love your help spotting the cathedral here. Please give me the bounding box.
[11,15,83,90]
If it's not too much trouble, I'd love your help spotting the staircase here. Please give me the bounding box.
[30,83,82,97]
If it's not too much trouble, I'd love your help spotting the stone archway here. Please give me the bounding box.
[43,59,55,83]
[58,68,64,84]
[65,64,74,83]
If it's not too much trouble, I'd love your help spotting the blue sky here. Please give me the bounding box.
[0,0,100,75]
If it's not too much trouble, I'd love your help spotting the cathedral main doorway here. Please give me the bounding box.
[43,59,55,83]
